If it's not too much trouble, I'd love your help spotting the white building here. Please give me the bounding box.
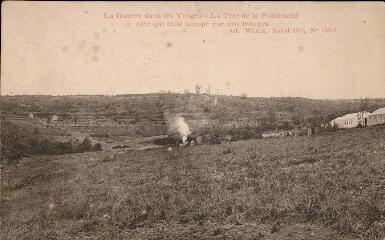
[367,107,385,126]
[52,115,59,122]
[329,111,370,128]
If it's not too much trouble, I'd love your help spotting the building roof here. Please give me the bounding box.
[372,107,385,115]
[333,111,370,122]
[334,113,357,121]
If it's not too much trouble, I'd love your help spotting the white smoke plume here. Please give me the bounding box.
[175,117,191,143]
[165,112,191,143]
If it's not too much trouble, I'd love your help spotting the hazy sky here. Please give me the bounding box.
[2,2,384,99]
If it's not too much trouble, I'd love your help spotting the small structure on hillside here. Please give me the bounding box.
[329,111,370,128]
[367,107,385,126]
[28,113,34,119]
[48,114,65,127]
[52,115,59,122]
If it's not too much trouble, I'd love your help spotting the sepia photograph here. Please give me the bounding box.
[1,1,385,239]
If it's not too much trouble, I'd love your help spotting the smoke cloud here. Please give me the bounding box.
[175,117,191,143]
[165,112,191,143]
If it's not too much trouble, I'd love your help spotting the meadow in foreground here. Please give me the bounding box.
[1,126,385,239]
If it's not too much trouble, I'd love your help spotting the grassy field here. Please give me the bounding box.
[1,126,385,239]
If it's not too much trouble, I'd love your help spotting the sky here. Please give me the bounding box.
[1,2,385,99]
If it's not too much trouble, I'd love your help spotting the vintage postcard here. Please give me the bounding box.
[1,1,385,239]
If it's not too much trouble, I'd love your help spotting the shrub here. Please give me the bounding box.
[93,143,102,151]
[223,148,232,155]
[203,106,211,113]
[77,137,92,152]
[1,121,101,163]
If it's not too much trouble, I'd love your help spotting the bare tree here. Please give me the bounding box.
[359,98,370,112]
[195,83,201,94]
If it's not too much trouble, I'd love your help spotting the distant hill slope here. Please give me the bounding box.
[1,94,385,135]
